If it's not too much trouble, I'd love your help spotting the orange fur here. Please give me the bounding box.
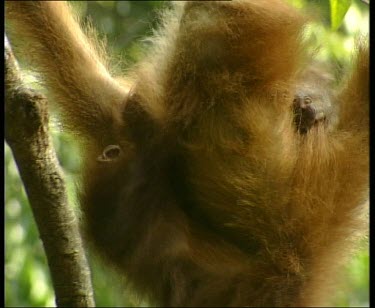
[6,1,368,307]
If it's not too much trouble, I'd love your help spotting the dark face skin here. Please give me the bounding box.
[293,86,333,134]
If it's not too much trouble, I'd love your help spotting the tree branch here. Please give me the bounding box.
[5,34,95,307]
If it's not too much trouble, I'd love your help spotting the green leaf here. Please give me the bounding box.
[330,0,352,30]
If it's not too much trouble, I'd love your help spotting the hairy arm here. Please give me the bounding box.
[5,1,129,141]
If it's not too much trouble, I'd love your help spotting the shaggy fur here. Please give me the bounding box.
[6,1,368,306]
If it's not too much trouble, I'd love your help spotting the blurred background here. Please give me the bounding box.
[5,1,369,307]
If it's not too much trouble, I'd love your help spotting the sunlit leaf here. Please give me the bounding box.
[330,0,352,30]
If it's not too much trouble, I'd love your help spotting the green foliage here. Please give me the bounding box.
[332,243,369,307]
[330,0,352,30]
[5,1,368,307]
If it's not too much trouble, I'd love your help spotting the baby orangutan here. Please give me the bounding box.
[293,84,334,134]
[293,66,337,134]
[5,1,368,307]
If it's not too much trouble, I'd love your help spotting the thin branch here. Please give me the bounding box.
[5,33,96,308]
